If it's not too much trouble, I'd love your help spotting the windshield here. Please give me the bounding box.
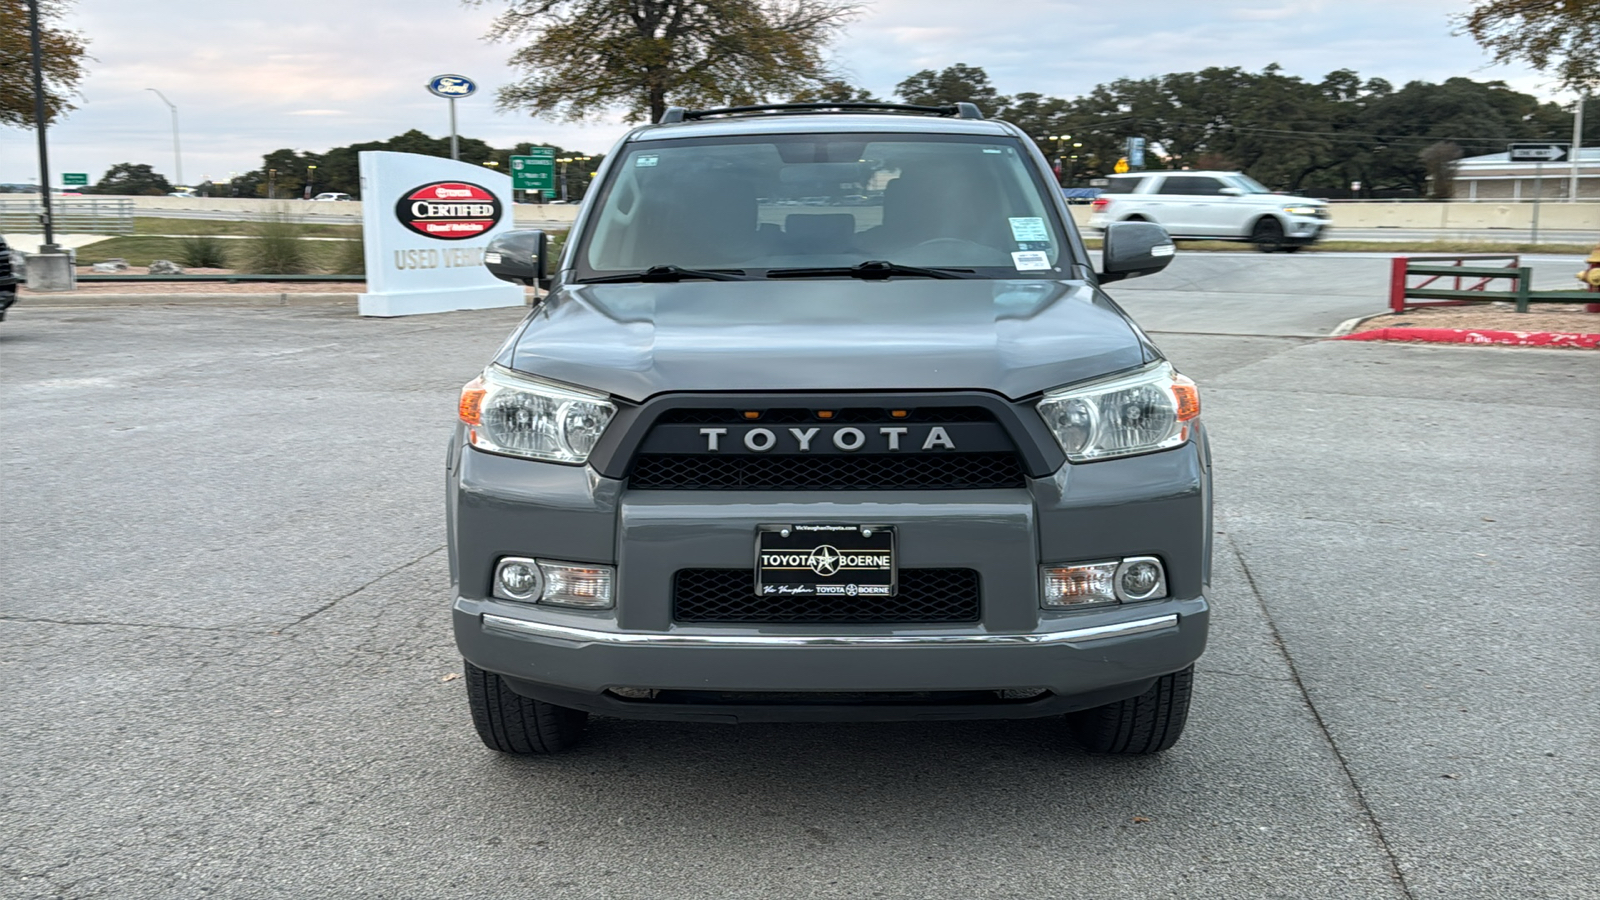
[575,133,1070,281]
[1229,174,1274,194]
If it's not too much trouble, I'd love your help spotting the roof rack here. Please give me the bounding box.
[657,101,985,125]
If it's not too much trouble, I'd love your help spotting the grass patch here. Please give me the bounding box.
[132,216,360,238]
[334,234,365,275]
[73,235,354,272]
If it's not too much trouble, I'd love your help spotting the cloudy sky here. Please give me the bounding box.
[0,0,1567,187]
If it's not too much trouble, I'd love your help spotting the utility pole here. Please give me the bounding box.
[28,0,56,252]
[25,0,72,290]
[1573,96,1587,203]
[145,88,183,188]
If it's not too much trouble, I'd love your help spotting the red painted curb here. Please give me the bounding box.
[1338,328,1600,348]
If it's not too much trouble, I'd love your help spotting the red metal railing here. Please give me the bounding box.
[1388,255,1520,313]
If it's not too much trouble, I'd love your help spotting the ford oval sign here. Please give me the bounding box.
[427,74,477,99]
[395,181,502,240]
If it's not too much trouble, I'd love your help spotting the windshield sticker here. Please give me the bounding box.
[1011,250,1051,271]
[982,148,1003,154]
[1009,217,1049,242]
[635,155,659,167]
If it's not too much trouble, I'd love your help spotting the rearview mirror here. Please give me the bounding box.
[484,230,549,288]
[1099,221,1175,284]
[1218,187,1243,196]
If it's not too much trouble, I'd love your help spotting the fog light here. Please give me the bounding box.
[1115,557,1167,602]
[1042,562,1119,607]
[538,562,615,609]
[493,557,543,602]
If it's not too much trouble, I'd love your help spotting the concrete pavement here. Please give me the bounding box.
[0,277,1595,898]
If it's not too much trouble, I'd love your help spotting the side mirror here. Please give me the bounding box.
[1100,221,1175,284]
[485,230,549,288]
[1217,187,1244,197]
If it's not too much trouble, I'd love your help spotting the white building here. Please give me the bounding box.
[1455,147,1599,201]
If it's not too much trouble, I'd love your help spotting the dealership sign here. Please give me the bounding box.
[395,181,503,239]
[357,151,522,317]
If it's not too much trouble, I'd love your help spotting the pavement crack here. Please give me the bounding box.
[1196,666,1293,685]
[283,545,445,630]
[1227,534,1418,900]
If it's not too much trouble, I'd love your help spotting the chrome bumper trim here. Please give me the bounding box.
[479,613,1179,647]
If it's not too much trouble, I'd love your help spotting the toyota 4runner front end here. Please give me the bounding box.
[449,102,1211,756]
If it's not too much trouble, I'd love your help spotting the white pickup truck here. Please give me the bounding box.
[1087,171,1330,252]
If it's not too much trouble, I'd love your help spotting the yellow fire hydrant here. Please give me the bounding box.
[1580,246,1600,312]
[1581,246,1600,291]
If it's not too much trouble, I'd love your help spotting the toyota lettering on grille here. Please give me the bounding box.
[699,426,956,453]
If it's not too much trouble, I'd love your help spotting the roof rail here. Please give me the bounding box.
[657,101,985,124]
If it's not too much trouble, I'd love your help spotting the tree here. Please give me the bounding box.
[228,131,606,201]
[894,64,1009,113]
[1457,0,1599,94]
[789,78,877,103]
[1420,142,1463,199]
[469,0,862,123]
[0,0,90,128]
[85,163,171,196]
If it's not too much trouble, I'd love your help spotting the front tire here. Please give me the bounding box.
[464,660,588,754]
[1068,666,1194,755]
[1251,217,1286,252]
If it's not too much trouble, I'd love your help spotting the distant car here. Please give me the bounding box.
[312,192,353,202]
[1087,171,1329,252]
[167,191,197,198]
[0,235,19,321]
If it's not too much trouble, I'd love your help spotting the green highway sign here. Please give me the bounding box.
[510,149,555,192]
[62,173,89,186]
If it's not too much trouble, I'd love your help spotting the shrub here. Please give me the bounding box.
[334,235,365,276]
[240,213,311,275]
[176,234,230,269]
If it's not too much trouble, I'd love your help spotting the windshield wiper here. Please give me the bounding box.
[580,265,748,284]
[766,260,972,280]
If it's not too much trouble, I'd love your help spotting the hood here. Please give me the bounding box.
[501,278,1149,403]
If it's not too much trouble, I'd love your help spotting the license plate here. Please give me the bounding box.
[756,524,896,598]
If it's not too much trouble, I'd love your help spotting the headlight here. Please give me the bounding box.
[1282,205,1321,216]
[458,365,616,463]
[1036,362,1200,462]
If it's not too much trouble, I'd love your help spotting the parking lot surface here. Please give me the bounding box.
[2,256,1596,899]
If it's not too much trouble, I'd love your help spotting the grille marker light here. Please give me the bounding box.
[1042,557,1168,608]
[459,375,486,425]
[1042,562,1119,607]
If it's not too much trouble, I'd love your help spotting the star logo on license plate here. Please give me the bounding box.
[807,545,842,577]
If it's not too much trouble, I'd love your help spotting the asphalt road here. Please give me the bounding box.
[1,257,1596,899]
[124,207,1600,244]
[1105,251,1590,337]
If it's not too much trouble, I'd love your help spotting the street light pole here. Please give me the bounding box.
[27,0,57,251]
[1572,96,1587,203]
[146,88,183,188]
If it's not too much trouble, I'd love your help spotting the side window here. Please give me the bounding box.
[1158,176,1226,196]
[1106,176,1147,194]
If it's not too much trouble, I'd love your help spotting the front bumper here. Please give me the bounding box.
[454,595,1207,722]
[1283,215,1326,244]
[448,425,1213,721]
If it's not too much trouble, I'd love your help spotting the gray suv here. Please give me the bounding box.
[451,102,1211,756]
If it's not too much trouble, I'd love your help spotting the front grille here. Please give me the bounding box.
[629,452,1025,490]
[673,568,981,624]
[654,407,995,425]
